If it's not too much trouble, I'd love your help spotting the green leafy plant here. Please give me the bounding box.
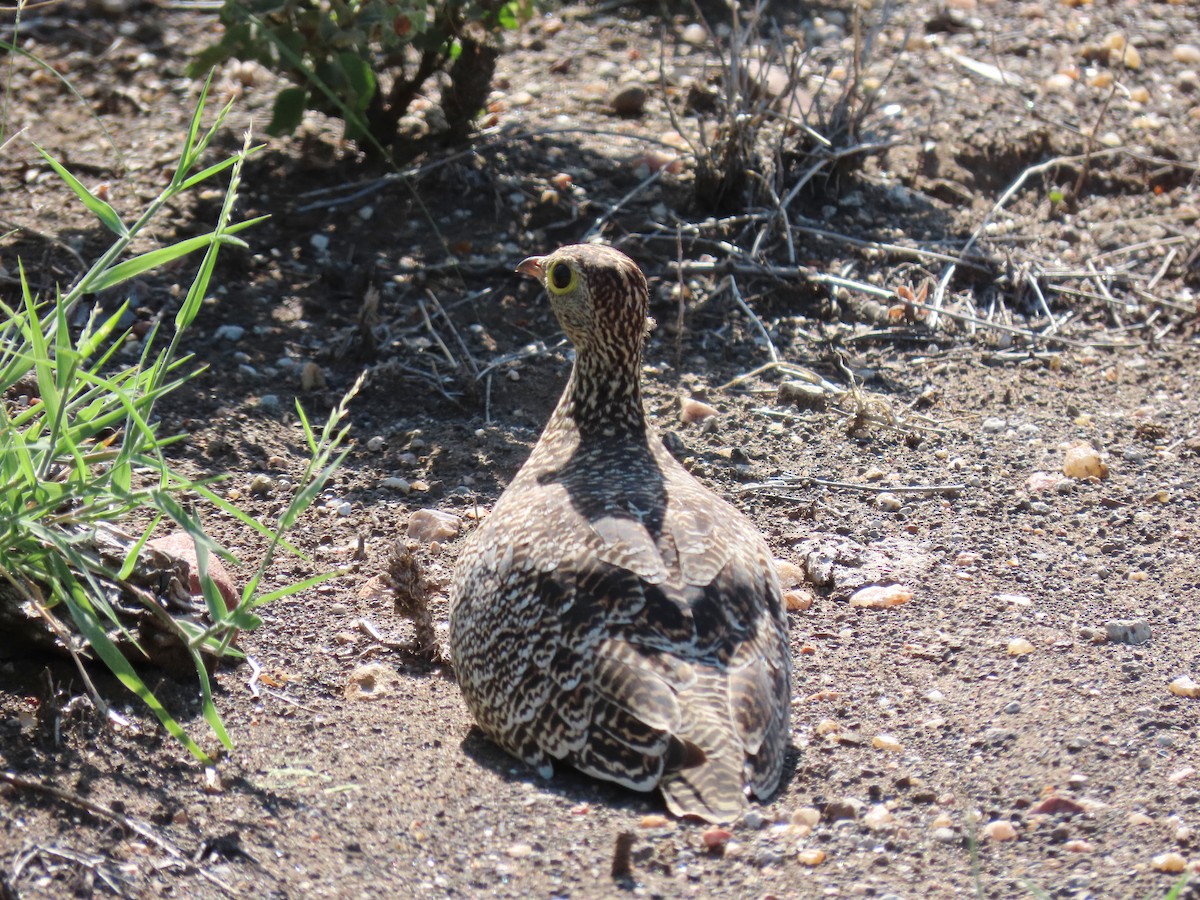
[192,0,536,157]
[0,78,355,760]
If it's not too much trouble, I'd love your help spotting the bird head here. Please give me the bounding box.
[516,244,652,353]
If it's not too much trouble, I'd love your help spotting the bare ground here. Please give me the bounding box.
[2,1,1200,898]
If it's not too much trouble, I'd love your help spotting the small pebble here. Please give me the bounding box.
[681,397,719,425]
[1175,44,1200,64]
[610,84,648,117]
[367,436,386,452]
[1150,852,1186,873]
[335,501,352,517]
[873,734,903,753]
[702,827,732,849]
[876,492,902,512]
[382,477,412,494]
[1006,638,1036,656]
[407,509,462,542]
[1064,840,1092,853]
[506,843,533,858]
[784,589,814,611]
[1168,676,1199,698]
[639,814,669,828]
[1105,618,1151,645]
[849,584,913,608]
[863,804,895,831]
[981,416,1007,434]
[742,810,767,829]
[310,233,330,252]
[681,22,707,45]
[1003,701,1021,714]
[300,361,327,391]
[1168,767,1196,785]
[983,820,1018,841]
[932,827,958,844]
[213,324,244,342]
[797,848,825,866]
[344,663,397,701]
[1063,443,1108,479]
[791,807,821,829]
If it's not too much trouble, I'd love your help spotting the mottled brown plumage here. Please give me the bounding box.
[449,244,791,822]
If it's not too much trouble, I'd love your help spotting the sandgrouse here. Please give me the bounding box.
[449,244,791,823]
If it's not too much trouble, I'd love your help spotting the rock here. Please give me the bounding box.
[791,807,821,829]
[147,532,238,611]
[932,827,958,844]
[213,324,244,342]
[344,663,398,700]
[778,381,830,410]
[702,827,732,849]
[784,589,815,611]
[1030,795,1086,816]
[1150,852,1186,873]
[300,361,327,391]
[383,477,412,494]
[983,820,1018,841]
[681,397,719,425]
[639,815,669,828]
[1006,638,1036,656]
[876,492,902,512]
[249,473,273,496]
[1175,44,1200,63]
[873,734,903,753]
[681,22,707,46]
[1168,676,1200,698]
[849,584,913,608]
[863,804,896,831]
[407,509,462,542]
[1063,443,1108,479]
[1105,618,1151,645]
[797,848,825,866]
[825,798,865,821]
[981,416,1007,433]
[367,436,386,452]
[610,84,647,117]
[774,559,806,587]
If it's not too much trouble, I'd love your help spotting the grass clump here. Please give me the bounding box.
[0,78,355,761]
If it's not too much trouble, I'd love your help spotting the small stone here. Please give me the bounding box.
[1007,638,1036,656]
[310,233,330,253]
[1105,618,1151,645]
[981,416,1007,434]
[702,827,732,849]
[344,663,398,700]
[777,381,829,410]
[873,734,903,753]
[863,804,895,831]
[681,22,707,45]
[610,84,648,117]
[983,820,1018,841]
[300,361,327,391]
[797,848,825,867]
[1129,812,1154,826]
[1003,701,1021,714]
[249,474,273,496]
[1168,676,1200,698]
[335,501,352,517]
[876,492,903,512]
[825,798,864,821]
[213,323,244,342]
[1030,795,1086,816]
[367,436,386,452]
[1175,44,1200,64]
[1150,852,1186,873]
[407,509,462,542]
[791,807,821,829]
[1064,840,1092,852]
[202,767,223,794]
[784,589,815,611]
[681,397,719,425]
[639,815,669,828]
[849,584,913,608]
[1168,767,1196,785]
[382,477,412,494]
[1063,443,1108,479]
[506,843,533,858]
[932,827,957,844]
[742,810,767,829]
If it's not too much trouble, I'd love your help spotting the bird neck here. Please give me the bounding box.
[549,342,647,439]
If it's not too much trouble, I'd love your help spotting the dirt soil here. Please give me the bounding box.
[3,1,1200,897]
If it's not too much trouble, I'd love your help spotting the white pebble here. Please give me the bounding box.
[981,416,1007,434]
[983,820,1018,841]
[367,436,386,452]
[876,492,902,512]
[681,23,707,45]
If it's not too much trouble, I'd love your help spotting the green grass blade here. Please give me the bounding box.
[89,220,263,294]
[35,146,128,237]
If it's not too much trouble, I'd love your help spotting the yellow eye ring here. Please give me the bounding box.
[546,261,577,295]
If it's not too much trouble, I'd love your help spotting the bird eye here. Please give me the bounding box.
[547,261,576,294]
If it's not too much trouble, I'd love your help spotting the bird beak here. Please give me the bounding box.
[515,256,546,280]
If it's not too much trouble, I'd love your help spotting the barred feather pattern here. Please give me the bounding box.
[449,244,791,823]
